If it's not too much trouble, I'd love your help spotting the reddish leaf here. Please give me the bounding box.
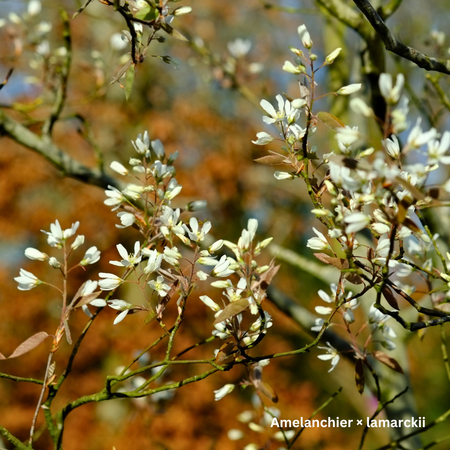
[355,359,365,395]
[213,299,249,325]
[435,303,450,313]
[382,286,399,310]
[259,382,278,403]
[254,154,288,166]
[313,253,343,269]
[317,111,345,130]
[8,332,50,359]
[0,352,6,360]
[372,351,404,374]
[74,291,102,308]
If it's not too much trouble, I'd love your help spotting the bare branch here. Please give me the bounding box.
[0,110,120,190]
[353,0,450,74]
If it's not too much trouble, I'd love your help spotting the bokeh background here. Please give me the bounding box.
[1,0,450,449]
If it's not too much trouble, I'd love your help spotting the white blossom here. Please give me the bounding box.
[211,255,235,277]
[116,212,136,229]
[71,235,85,250]
[108,299,133,324]
[214,384,235,401]
[199,295,220,312]
[80,246,101,266]
[336,84,361,96]
[25,248,48,261]
[41,220,80,247]
[110,161,128,176]
[252,132,274,145]
[227,38,251,58]
[382,135,400,159]
[110,241,142,267]
[306,227,330,251]
[14,269,41,291]
[297,24,313,48]
[148,276,171,297]
[317,342,340,372]
[183,217,211,242]
[98,273,123,291]
[325,47,341,64]
[379,73,404,104]
[143,249,163,274]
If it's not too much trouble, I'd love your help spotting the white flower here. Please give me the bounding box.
[315,306,333,315]
[252,132,274,145]
[151,139,165,159]
[379,73,404,104]
[80,246,101,266]
[260,94,300,126]
[110,241,141,267]
[110,161,128,176]
[336,84,362,96]
[350,98,373,117]
[183,217,211,242]
[24,248,48,261]
[41,220,80,247]
[173,6,192,16]
[344,212,371,233]
[238,218,258,251]
[297,24,313,48]
[71,235,85,250]
[48,257,61,268]
[110,32,128,51]
[144,249,163,274]
[335,126,359,147]
[14,269,41,291]
[98,273,123,291]
[116,212,136,229]
[104,186,125,210]
[131,131,150,155]
[407,118,438,149]
[274,171,294,180]
[306,227,330,251]
[311,318,325,332]
[209,240,224,253]
[211,255,235,277]
[107,299,133,324]
[163,246,182,266]
[28,0,42,16]
[199,295,220,312]
[382,135,400,159]
[427,131,450,165]
[227,429,244,441]
[186,200,207,211]
[317,342,340,372]
[214,384,235,401]
[148,276,171,297]
[282,60,302,74]
[227,38,251,58]
[325,47,341,64]
[80,279,98,296]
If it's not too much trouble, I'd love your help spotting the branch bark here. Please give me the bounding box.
[0,110,120,190]
[353,0,450,74]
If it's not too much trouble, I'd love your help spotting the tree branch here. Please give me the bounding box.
[352,0,450,74]
[0,110,120,190]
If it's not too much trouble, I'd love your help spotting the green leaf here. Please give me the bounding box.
[124,64,135,101]
[317,111,345,130]
[213,299,249,325]
[135,5,159,21]
[144,310,157,325]
[160,22,188,42]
